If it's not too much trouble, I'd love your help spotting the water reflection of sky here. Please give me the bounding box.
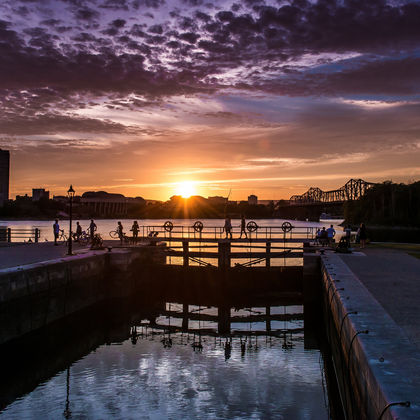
[1,331,328,419]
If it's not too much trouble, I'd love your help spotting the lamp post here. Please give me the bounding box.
[67,185,75,255]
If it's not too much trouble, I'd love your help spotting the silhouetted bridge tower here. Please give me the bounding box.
[289,178,375,205]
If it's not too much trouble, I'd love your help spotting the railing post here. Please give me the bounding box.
[183,240,189,267]
[266,241,271,267]
[35,228,39,243]
[7,228,11,243]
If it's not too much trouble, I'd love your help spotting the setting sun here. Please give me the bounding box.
[176,181,196,198]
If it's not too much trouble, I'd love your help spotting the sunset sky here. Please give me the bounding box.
[1,0,420,200]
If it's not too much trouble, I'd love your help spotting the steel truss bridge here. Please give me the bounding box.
[289,178,375,205]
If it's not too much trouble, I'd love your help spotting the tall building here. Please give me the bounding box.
[0,149,10,206]
[248,194,258,205]
[32,188,50,201]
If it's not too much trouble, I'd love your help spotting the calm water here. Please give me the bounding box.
[0,219,342,418]
[0,301,335,419]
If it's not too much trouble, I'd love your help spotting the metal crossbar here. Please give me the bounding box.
[142,224,318,242]
[188,256,213,267]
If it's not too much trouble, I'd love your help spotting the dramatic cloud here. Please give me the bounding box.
[1,0,420,198]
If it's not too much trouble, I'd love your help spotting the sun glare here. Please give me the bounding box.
[176,181,196,198]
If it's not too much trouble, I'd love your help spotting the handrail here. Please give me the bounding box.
[0,228,41,243]
[143,223,319,241]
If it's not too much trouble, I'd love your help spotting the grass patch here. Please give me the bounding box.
[408,252,420,260]
[368,242,420,251]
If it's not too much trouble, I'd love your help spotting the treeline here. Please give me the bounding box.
[0,197,64,218]
[141,196,274,219]
[0,195,276,219]
[344,181,420,227]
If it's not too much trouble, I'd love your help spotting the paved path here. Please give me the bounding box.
[0,242,81,269]
[0,241,125,270]
[339,248,420,350]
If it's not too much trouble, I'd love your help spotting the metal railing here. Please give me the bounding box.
[141,222,318,242]
[137,222,317,268]
[0,228,41,243]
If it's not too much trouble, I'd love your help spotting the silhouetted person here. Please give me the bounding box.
[327,224,336,246]
[344,225,352,246]
[224,217,232,239]
[358,223,367,248]
[131,221,139,241]
[89,219,97,241]
[315,228,321,243]
[53,219,60,245]
[117,221,124,244]
[75,222,82,241]
[320,227,328,246]
[239,215,247,239]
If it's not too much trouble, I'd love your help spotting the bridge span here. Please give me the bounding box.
[289,178,375,205]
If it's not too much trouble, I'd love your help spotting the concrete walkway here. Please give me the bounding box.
[0,243,74,269]
[0,241,126,270]
[339,248,420,350]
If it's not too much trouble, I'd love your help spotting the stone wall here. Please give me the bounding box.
[321,254,419,420]
[0,246,166,345]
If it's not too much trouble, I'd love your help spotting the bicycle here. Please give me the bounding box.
[109,230,119,239]
[57,229,68,245]
[75,230,90,246]
[109,229,132,244]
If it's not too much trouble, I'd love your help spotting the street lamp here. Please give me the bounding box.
[67,185,75,255]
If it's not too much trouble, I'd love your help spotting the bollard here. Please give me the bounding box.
[35,228,39,243]
[7,228,11,243]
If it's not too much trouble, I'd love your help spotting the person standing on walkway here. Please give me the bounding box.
[239,215,247,239]
[53,220,60,245]
[117,221,124,244]
[89,219,97,241]
[359,223,367,248]
[224,217,232,239]
[131,221,139,241]
[344,225,352,246]
[326,224,336,246]
[75,221,82,241]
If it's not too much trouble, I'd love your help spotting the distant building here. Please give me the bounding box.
[32,188,50,201]
[16,194,31,202]
[258,200,275,206]
[0,149,10,206]
[52,195,69,204]
[80,191,128,216]
[248,194,258,205]
[208,196,228,205]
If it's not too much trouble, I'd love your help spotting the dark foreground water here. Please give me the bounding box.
[0,300,336,419]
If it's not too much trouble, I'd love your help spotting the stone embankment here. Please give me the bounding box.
[0,245,165,345]
[320,250,420,420]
